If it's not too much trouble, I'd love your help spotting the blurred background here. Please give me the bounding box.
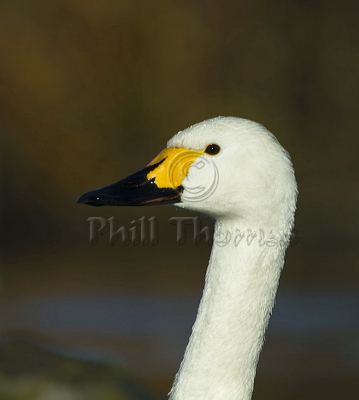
[1,0,358,399]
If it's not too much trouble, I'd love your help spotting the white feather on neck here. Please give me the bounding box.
[169,218,289,400]
[166,117,297,399]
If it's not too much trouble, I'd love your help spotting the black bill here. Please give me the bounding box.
[77,160,183,207]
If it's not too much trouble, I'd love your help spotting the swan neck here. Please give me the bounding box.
[169,219,288,400]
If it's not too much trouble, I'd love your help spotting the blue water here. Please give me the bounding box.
[1,289,359,376]
[2,289,358,334]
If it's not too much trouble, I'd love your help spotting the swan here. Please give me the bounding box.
[77,117,298,400]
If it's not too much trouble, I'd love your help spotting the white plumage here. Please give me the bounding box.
[167,117,297,399]
[78,116,298,400]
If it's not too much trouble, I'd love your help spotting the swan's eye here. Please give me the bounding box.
[204,143,220,155]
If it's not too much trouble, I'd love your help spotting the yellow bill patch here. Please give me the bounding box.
[147,147,204,189]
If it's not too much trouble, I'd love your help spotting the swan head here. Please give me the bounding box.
[77,117,297,229]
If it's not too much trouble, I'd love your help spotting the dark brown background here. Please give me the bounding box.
[1,1,358,399]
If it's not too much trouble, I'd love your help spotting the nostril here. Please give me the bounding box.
[123,179,150,188]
